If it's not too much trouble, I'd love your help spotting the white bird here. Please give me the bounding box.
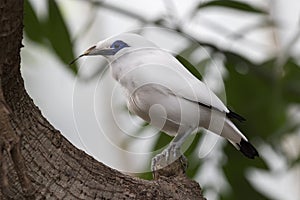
[73,33,258,171]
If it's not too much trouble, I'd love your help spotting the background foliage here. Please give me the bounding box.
[23,0,300,199]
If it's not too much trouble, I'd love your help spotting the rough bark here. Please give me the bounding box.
[0,0,205,199]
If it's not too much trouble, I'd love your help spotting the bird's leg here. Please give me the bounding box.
[151,128,193,172]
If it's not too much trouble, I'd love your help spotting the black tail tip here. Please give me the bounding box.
[237,139,259,159]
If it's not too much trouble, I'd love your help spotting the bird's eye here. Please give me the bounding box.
[110,40,129,50]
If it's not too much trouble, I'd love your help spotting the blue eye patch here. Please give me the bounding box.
[110,40,129,54]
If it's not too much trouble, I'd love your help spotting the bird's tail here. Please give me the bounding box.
[237,138,259,159]
[222,119,259,159]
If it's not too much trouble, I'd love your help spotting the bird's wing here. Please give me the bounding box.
[164,53,246,121]
[163,54,246,122]
[129,50,229,112]
[119,49,245,121]
[171,78,229,113]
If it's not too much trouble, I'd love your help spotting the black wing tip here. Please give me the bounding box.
[237,138,259,159]
[227,109,246,122]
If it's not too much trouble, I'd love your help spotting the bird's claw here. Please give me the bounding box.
[151,143,187,171]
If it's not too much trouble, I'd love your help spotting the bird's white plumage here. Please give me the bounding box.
[90,33,245,141]
[111,43,229,111]
[80,33,258,166]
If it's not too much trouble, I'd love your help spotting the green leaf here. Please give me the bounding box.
[185,133,202,178]
[198,0,267,14]
[282,59,300,103]
[46,0,78,74]
[221,146,269,200]
[220,54,299,199]
[137,171,153,180]
[223,53,288,140]
[24,0,44,44]
[176,54,203,80]
[152,132,172,152]
[290,156,300,168]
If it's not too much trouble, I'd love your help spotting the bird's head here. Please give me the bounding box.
[71,33,157,64]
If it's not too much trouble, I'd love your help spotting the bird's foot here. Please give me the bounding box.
[151,143,188,172]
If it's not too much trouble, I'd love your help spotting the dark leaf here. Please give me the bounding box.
[152,132,172,152]
[24,0,44,44]
[137,171,153,180]
[223,53,287,140]
[221,54,284,199]
[282,59,300,103]
[198,0,267,14]
[221,143,269,200]
[176,54,203,80]
[46,0,78,74]
[290,156,300,168]
[185,133,202,178]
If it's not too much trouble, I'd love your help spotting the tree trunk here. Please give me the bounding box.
[0,1,205,199]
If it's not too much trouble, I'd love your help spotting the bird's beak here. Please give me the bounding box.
[69,45,114,65]
[83,45,97,56]
[69,45,97,65]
